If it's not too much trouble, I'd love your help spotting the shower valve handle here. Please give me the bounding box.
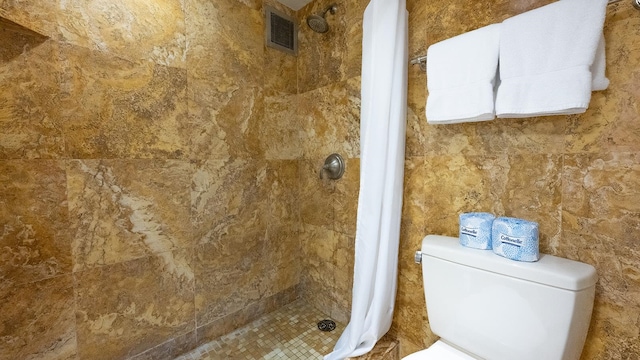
[319,153,345,180]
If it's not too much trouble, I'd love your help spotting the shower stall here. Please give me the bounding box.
[0,0,388,359]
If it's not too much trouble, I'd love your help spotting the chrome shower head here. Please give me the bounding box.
[307,15,329,33]
[306,4,337,33]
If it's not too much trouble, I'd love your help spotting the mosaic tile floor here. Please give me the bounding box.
[176,300,344,360]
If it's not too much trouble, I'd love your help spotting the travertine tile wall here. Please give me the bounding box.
[296,0,367,324]
[296,0,640,359]
[393,0,640,359]
[0,0,302,359]
[2,0,638,359]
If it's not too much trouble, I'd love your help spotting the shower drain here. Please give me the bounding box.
[317,319,336,332]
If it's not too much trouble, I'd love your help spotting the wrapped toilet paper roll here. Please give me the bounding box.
[492,217,539,262]
[459,212,495,250]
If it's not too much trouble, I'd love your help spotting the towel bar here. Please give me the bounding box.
[610,0,640,8]
[409,55,427,71]
[409,0,639,71]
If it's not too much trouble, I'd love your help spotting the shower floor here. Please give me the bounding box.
[176,300,344,359]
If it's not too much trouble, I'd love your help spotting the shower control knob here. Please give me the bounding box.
[319,153,345,180]
[414,250,422,264]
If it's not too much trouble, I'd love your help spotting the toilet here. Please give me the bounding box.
[405,235,598,360]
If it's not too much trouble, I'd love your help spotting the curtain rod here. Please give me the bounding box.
[410,0,639,70]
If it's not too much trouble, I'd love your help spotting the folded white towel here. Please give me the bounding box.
[495,0,609,118]
[425,24,500,124]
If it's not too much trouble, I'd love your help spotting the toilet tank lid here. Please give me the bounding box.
[422,235,598,291]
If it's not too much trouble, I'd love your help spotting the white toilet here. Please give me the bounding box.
[405,235,598,360]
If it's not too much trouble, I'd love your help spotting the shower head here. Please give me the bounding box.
[307,15,329,33]
[306,4,337,33]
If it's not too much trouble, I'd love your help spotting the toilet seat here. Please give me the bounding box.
[401,340,478,360]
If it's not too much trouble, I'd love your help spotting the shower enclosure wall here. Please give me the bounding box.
[0,0,364,358]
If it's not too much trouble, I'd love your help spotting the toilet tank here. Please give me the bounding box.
[420,235,597,360]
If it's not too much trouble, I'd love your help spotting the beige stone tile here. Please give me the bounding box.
[301,224,336,266]
[334,157,359,235]
[265,0,297,102]
[581,299,640,359]
[190,159,268,245]
[565,86,640,154]
[397,335,431,359]
[602,3,640,85]
[264,46,297,97]
[186,78,263,160]
[68,159,193,270]
[185,0,263,82]
[0,160,71,287]
[422,0,554,40]
[475,116,566,155]
[298,78,360,159]
[195,310,235,347]
[256,161,301,299]
[343,0,368,80]
[498,154,563,254]
[405,59,429,157]
[265,160,300,225]
[407,0,428,58]
[403,154,562,252]
[0,38,65,159]
[74,250,195,360]
[261,94,302,160]
[0,275,78,359]
[129,331,197,360]
[264,222,301,297]
[299,158,336,227]
[347,334,399,360]
[403,155,493,238]
[184,0,264,160]
[562,152,640,308]
[391,222,438,350]
[407,114,566,158]
[297,0,349,93]
[299,223,337,317]
[57,0,186,67]
[194,238,269,327]
[0,0,59,38]
[59,44,189,159]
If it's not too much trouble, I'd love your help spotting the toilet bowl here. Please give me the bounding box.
[404,235,598,360]
[403,341,476,360]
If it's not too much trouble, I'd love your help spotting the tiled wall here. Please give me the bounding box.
[295,0,640,359]
[2,0,639,359]
[393,0,640,358]
[0,0,302,359]
[295,0,368,324]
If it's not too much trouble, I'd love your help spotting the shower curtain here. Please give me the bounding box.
[324,0,407,359]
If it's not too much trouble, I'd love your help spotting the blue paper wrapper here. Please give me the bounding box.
[491,217,539,262]
[459,212,495,250]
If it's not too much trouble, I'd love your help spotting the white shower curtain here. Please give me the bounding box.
[324,0,408,359]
